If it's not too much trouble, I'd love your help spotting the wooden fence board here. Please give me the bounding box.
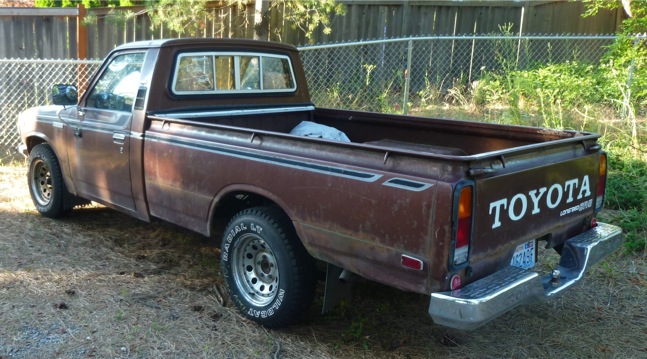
[0,1,624,59]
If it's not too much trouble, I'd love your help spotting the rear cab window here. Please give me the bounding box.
[172,51,296,95]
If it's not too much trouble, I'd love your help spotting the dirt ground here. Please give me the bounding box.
[1,163,646,359]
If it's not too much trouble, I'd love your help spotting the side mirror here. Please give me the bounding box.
[51,84,78,106]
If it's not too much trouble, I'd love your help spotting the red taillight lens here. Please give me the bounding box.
[596,154,607,211]
[453,186,473,266]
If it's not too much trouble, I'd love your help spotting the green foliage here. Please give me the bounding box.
[228,0,346,41]
[474,49,646,122]
[35,0,135,6]
[315,64,403,114]
[145,0,213,36]
[605,154,647,211]
[598,151,647,254]
[583,0,647,33]
[276,0,346,39]
[613,209,647,253]
[35,0,74,6]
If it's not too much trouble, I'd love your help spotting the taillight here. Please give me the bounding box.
[596,153,607,211]
[453,184,473,267]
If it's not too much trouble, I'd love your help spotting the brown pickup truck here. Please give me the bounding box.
[17,38,622,330]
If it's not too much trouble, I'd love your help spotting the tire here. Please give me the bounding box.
[221,206,316,328]
[27,144,67,218]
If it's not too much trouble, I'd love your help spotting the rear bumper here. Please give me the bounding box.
[428,222,623,330]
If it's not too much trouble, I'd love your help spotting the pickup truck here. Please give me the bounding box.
[17,38,622,330]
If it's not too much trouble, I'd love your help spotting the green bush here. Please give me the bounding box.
[601,148,647,253]
[605,154,647,211]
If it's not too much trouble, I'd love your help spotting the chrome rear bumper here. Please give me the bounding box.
[428,223,623,330]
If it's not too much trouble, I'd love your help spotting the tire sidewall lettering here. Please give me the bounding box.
[222,222,264,262]
[222,217,285,321]
[245,289,285,319]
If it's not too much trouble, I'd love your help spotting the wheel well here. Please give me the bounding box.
[210,190,327,280]
[26,136,47,154]
[210,191,285,242]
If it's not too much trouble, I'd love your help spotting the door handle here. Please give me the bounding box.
[112,132,127,144]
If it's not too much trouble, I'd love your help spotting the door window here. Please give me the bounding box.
[87,52,145,112]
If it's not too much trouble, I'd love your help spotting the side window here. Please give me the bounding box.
[175,55,215,92]
[171,52,296,95]
[262,56,294,89]
[87,52,144,112]
[215,56,235,90]
[240,56,260,90]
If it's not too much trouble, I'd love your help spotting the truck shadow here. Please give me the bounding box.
[47,205,645,358]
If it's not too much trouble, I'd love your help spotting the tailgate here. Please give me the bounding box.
[469,152,601,277]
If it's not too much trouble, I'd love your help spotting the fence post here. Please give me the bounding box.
[623,36,639,117]
[624,35,642,148]
[77,4,88,94]
[77,4,87,60]
[402,38,413,115]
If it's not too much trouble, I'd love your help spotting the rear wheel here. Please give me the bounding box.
[28,144,67,218]
[221,206,316,328]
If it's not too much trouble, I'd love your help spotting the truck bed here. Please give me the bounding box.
[146,105,603,294]
[152,105,596,161]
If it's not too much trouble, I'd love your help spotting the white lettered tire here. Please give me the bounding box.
[221,206,316,328]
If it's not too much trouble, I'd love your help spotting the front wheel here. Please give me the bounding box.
[221,206,316,328]
[28,144,66,218]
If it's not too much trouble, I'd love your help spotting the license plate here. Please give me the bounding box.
[511,240,536,269]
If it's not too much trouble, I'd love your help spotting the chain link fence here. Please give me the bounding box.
[1,35,643,163]
[0,59,101,162]
[299,35,626,114]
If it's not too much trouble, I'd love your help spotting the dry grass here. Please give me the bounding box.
[1,162,646,358]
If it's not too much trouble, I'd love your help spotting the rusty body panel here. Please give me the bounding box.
[143,114,448,293]
[17,38,621,329]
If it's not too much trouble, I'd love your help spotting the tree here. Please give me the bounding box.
[583,0,646,33]
[35,0,137,7]
[145,0,345,41]
[228,0,345,41]
[145,0,214,36]
[35,0,345,42]
[0,0,33,6]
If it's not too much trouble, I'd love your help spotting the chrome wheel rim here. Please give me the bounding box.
[31,159,52,206]
[232,233,279,306]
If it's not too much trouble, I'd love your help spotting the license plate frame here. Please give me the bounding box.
[510,239,536,270]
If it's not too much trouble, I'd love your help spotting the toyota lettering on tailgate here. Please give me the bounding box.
[488,175,592,229]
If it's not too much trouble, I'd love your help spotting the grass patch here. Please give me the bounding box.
[2,153,646,357]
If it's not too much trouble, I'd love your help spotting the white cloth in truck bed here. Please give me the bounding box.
[290,121,351,142]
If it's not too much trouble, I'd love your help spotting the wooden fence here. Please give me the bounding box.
[0,1,623,60]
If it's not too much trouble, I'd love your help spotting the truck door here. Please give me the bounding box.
[65,52,145,211]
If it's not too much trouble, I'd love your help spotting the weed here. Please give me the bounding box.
[115,309,126,321]
[416,75,444,106]
[612,209,646,254]
[348,318,366,340]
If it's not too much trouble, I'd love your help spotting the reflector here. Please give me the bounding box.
[401,254,423,271]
